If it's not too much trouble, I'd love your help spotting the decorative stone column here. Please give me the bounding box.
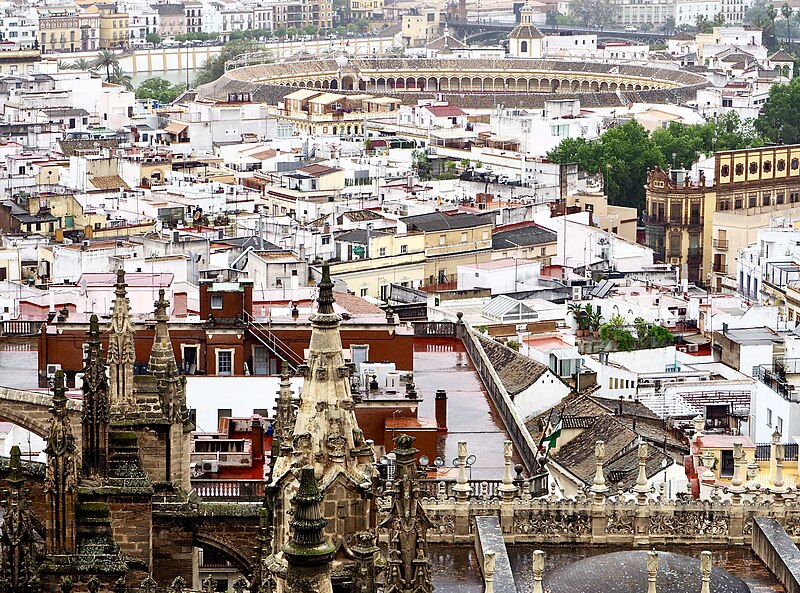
[483,551,495,593]
[532,550,545,593]
[728,442,746,543]
[590,440,609,542]
[700,551,712,593]
[452,440,472,537]
[772,440,789,504]
[647,551,659,593]
[699,450,716,501]
[633,442,651,545]
[499,441,517,535]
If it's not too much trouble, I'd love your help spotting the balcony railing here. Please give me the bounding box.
[756,362,800,402]
[713,263,728,274]
[755,442,799,461]
[191,479,265,502]
[713,239,729,250]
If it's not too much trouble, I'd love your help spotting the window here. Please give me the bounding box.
[211,295,223,310]
[379,247,386,256]
[778,159,786,171]
[764,160,772,173]
[735,163,744,176]
[216,349,233,376]
[400,244,408,254]
[439,235,446,246]
[767,408,773,427]
[721,164,730,176]
[749,162,758,174]
[461,232,468,243]
[360,288,368,297]
[793,158,799,170]
[181,344,198,374]
[778,416,784,434]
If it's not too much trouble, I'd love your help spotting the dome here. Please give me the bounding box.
[545,551,750,593]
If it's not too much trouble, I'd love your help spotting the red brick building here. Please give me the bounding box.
[38,279,414,386]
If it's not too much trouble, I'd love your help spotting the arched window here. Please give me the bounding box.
[520,40,528,54]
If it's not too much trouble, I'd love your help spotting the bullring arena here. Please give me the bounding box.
[196,57,710,108]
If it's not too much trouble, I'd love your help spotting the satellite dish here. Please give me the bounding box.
[419,455,430,467]
[379,455,389,465]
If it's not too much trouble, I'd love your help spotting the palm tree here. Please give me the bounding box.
[92,49,118,83]
[109,64,133,91]
[73,58,93,71]
[782,3,793,48]
[767,4,778,48]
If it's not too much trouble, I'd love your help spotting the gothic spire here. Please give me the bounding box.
[45,369,78,554]
[273,360,295,459]
[1,445,37,591]
[108,268,136,414]
[148,289,179,380]
[382,434,433,593]
[82,313,110,478]
[147,289,187,426]
[283,467,335,563]
[282,467,334,593]
[271,262,374,480]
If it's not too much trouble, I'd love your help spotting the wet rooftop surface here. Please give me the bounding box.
[414,337,521,480]
[0,340,39,388]
[430,545,783,593]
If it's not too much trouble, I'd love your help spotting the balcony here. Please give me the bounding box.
[756,359,800,401]
[713,238,729,250]
[712,262,727,274]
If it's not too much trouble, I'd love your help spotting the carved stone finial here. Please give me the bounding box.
[283,467,335,563]
[316,263,335,315]
[532,550,545,593]
[647,551,659,593]
[700,551,712,593]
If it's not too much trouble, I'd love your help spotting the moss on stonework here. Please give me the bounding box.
[109,431,138,447]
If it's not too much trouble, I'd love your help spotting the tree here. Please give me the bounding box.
[146,32,162,44]
[547,121,664,211]
[135,77,186,103]
[92,49,118,83]
[301,24,319,36]
[783,3,794,47]
[64,57,93,70]
[286,27,298,39]
[411,149,432,179]
[546,10,559,26]
[109,64,133,91]
[194,40,267,86]
[756,76,800,143]
[274,27,287,38]
[663,16,675,34]
[651,112,764,168]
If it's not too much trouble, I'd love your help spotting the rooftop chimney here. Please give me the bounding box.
[251,416,264,461]
[435,389,448,433]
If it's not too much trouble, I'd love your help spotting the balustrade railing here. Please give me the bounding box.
[191,479,265,502]
[0,320,41,336]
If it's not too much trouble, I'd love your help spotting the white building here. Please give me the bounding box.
[674,0,720,26]
[738,223,800,304]
[457,258,542,294]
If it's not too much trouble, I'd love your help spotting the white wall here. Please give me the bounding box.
[187,375,304,433]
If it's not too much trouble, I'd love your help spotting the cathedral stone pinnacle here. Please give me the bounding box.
[81,314,110,478]
[108,269,136,415]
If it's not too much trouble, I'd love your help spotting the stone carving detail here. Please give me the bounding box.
[513,509,591,537]
[108,269,137,414]
[81,314,110,478]
[606,510,635,535]
[0,446,38,592]
[44,370,78,554]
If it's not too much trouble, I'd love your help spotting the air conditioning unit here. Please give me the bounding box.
[687,343,699,352]
[385,371,401,392]
[46,363,61,378]
[201,460,219,473]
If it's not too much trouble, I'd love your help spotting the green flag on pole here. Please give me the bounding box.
[541,419,562,449]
